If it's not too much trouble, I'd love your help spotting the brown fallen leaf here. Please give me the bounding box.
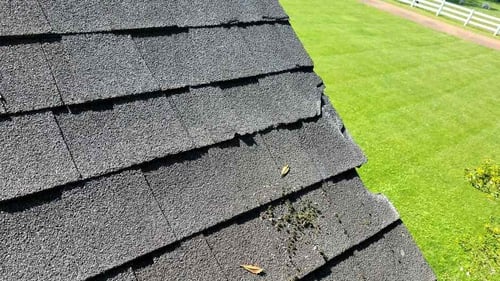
[281,164,290,178]
[240,264,264,275]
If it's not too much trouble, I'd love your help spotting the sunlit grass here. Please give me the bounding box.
[279,0,500,279]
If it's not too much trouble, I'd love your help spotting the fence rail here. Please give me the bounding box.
[398,0,500,35]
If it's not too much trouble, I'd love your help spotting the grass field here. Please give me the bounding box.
[279,0,500,279]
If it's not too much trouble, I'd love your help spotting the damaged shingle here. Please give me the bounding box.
[169,71,322,147]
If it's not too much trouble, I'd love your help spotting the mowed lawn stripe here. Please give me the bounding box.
[280,0,500,279]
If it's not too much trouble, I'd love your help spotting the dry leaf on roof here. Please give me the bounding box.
[281,164,290,178]
[240,264,264,275]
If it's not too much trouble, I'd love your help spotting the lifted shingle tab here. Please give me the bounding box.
[43,33,159,105]
[0,42,62,113]
[0,170,174,281]
[170,72,321,146]
[177,0,287,27]
[0,112,79,201]
[298,102,366,180]
[134,235,226,281]
[0,0,51,36]
[56,96,192,178]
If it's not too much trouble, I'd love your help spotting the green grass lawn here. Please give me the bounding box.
[279,0,500,279]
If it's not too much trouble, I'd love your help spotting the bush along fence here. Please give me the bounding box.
[398,0,500,35]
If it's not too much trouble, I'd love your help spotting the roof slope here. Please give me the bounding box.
[0,1,436,280]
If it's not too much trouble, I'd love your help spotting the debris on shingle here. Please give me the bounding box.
[55,96,192,178]
[42,33,159,105]
[144,135,279,239]
[0,42,62,113]
[37,0,178,33]
[240,264,265,275]
[0,170,174,281]
[263,187,349,274]
[170,71,322,147]
[134,235,226,281]
[0,0,51,36]
[0,112,79,201]
[280,164,290,178]
[260,126,323,194]
[206,215,300,281]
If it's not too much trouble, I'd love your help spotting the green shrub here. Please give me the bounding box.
[459,217,500,280]
[465,160,500,199]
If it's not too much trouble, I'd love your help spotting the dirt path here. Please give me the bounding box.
[361,0,500,51]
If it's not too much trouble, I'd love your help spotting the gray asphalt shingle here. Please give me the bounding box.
[0,170,174,281]
[43,33,158,105]
[134,235,226,281]
[0,42,62,113]
[298,103,366,180]
[0,112,79,201]
[316,224,436,281]
[37,0,178,33]
[0,0,51,36]
[55,96,192,178]
[206,216,304,281]
[170,71,321,146]
[241,23,313,73]
[134,23,310,90]
[322,171,400,254]
[177,0,287,27]
[144,135,280,239]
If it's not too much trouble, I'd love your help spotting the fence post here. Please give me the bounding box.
[436,0,446,16]
[464,9,474,26]
[411,0,417,7]
[495,25,500,36]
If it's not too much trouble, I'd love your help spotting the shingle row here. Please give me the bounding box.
[313,223,436,281]
[0,71,322,201]
[0,111,367,281]
[89,171,400,281]
[133,23,312,89]
[0,170,174,281]
[143,101,365,239]
[0,0,287,36]
[0,23,311,115]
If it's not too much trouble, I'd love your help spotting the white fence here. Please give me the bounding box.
[398,0,500,35]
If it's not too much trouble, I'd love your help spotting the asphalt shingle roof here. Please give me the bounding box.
[0,1,436,280]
